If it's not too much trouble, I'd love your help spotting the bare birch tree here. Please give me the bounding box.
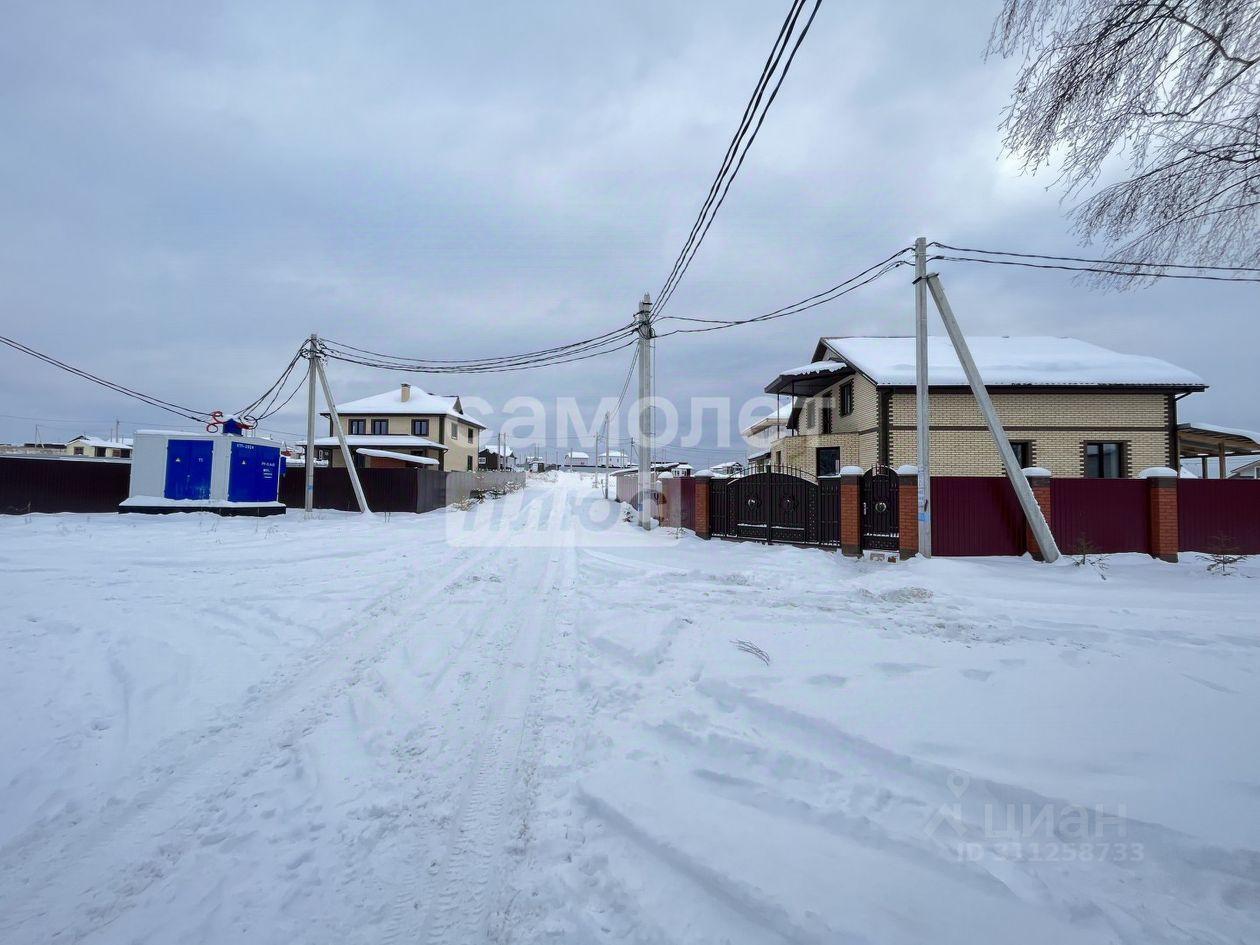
[989,0,1260,272]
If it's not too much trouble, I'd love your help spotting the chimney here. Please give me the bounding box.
[400,383,411,403]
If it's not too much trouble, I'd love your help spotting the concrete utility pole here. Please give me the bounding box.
[602,412,611,499]
[914,236,932,557]
[636,293,654,529]
[304,333,318,518]
[924,273,1059,563]
[314,351,371,514]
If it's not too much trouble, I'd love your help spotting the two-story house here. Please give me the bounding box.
[64,435,133,459]
[307,383,484,471]
[763,336,1206,478]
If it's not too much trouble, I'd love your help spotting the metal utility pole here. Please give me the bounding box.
[924,273,1059,563]
[304,334,318,518]
[636,293,654,529]
[314,349,371,514]
[914,236,932,557]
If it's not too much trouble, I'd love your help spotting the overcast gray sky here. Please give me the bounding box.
[1,1,1254,461]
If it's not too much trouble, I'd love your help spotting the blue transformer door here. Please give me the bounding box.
[227,441,282,503]
[164,439,214,500]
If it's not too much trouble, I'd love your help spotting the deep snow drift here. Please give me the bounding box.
[1,473,1258,944]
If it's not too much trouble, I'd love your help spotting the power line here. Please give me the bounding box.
[0,333,212,422]
[322,335,637,375]
[930,254,1260,284]
[654,249,912,337]
[652,0,822,321]
[321,322,636,370]
[929,242,1260,274]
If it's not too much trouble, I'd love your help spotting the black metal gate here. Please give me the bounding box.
[861,465,899,551]
[709,468,841,546]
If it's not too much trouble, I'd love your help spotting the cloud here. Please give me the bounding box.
[1,0,1251,456]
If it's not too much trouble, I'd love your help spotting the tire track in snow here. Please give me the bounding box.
[0,539,504,944]
[412,495,578,945]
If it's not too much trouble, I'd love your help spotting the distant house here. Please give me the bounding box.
[597,450,631,468]
[741,403,791,471]
[303,383,484,472]
[479,441,514,470]
[1229,459,1260,480]
[64,435,132,459]
[761,335,1207,478]
[563,451,591,468]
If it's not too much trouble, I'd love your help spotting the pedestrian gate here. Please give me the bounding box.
[861,465,899,551]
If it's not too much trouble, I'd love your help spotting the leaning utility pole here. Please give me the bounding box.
[304,334,318,518]
[924,273,1059,563]
[914,236,932,557]
[636,293,653,529]
[313,347,371,514]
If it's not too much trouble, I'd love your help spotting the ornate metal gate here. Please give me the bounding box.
[709,467,841,546]
[861,465,900,551]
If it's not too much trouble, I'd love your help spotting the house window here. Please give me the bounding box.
[821,407,833,435]
[816,446,841,476]
[94,447,105,457]
[838,382,854,417]
[466,456,473,470]
[1008,441,1032,469]
[467,428,473,443]
[450,422,457,438]
[805,401,816,430]
[73,447,84,455]
[371,419,389,435]
[412,419,429,437]
[348,419,366,435]
[1085,441,1125,479]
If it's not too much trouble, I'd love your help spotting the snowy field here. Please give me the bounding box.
[1,473,1259,944]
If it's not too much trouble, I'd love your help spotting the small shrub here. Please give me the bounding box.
[1071,536,1108,580]
[1203,534,1249,576]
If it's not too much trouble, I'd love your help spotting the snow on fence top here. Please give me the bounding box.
[820,336,1206,388]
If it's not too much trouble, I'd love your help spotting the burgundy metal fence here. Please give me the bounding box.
[931,477,1026,556]
[1050,479,1150,555]
[0,456,131,514]
[1179,480,1260,553]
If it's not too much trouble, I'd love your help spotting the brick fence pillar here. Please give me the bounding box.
[694,474,711,539]
[896,464,919,558]
[1023,467,1052,561]
[1141,467,1179,562]
[840,466,863,557]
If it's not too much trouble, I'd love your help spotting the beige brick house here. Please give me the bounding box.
[305,383,484,472]
[762,336,1206,479]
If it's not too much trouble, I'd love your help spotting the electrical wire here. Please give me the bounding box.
[929,242,1260,274]
[321,321,637,370]
[929,254,1260,284]
[651,0,822,321]
[0,333,212,422]
[322,336,637,375]
[653,250,912,337]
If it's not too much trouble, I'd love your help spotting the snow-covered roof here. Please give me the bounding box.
[565,451,591,460]
[301,435,446,450]
[1179,421,1260,444]
[740,403,793,437]
[481,443,514,457]
[356,448,439,466]
[330,387,486,428]
[68,435,133,449]
[819,336,1206,388]
[780,360,848,378]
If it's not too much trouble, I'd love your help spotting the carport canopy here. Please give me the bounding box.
[1178,422,1260,478]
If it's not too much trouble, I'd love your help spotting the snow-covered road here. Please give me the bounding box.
[2,474,1259,944]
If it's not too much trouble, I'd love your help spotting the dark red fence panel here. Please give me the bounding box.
[279,467,425,512]
[931,477,1025,556]
[615,473,638,505]
[1051,479,1150,554]
[0,456,131,514]
[1179,480,1260,553]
